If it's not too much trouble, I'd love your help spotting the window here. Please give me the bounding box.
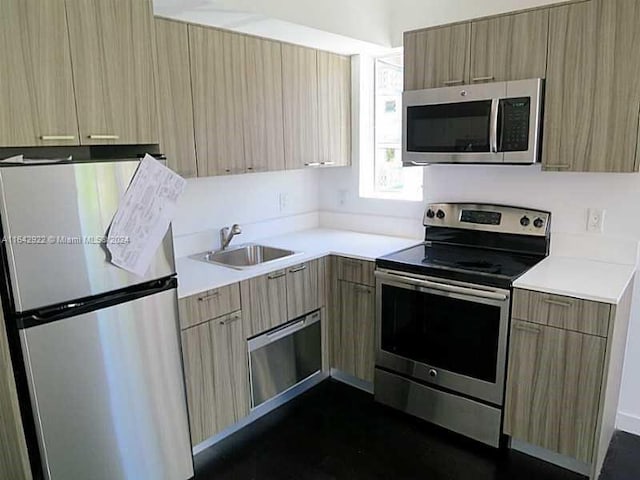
[360,52,423,201]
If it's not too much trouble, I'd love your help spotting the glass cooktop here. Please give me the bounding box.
[376,242,546,288]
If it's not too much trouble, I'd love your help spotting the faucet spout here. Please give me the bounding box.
[220,224,242,250]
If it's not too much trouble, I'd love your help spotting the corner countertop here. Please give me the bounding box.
[513,256,636,304]
[175,229,420,299]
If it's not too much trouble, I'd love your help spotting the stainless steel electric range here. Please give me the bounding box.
[374,203,550,448]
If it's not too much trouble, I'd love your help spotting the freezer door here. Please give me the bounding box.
[20,288,193,480]
[0,160,175,312]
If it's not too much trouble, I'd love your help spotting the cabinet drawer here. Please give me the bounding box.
[335,256,375,286]
[286,260,322,319]
[512,289,611,337]
[178,283,241,329]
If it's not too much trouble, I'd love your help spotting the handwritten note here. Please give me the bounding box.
[107,154,186,277]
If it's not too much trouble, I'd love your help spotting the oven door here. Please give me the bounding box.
[375,269,510,406]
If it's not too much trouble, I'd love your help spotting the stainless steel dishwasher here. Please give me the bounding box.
[248,310,322,408]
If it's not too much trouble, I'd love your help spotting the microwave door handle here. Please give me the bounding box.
[490,98,499,153]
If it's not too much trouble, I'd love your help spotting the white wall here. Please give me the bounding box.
[388,0,571,46]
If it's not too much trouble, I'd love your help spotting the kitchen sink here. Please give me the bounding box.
[192,244,298,270]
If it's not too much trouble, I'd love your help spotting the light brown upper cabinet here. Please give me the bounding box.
[189,26,247,176]
[282,44,320,169]
[318,52,352,167]
[154,18,198,177]
[243,37,286,173]
[404,23,471,90]
[543,0,640,172]
[470,9,549,83]
[65,0,159,145]
[0,0,79,147]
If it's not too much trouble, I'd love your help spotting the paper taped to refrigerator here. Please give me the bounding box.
[107,154,186,276]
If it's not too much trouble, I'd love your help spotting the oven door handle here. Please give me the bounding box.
[375,271,509,301]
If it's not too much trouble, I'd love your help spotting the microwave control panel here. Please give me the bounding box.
[500,97,530,152]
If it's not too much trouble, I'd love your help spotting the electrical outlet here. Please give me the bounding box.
[279,193,289,213]
[587,208,605,233]
[338,189,348,207]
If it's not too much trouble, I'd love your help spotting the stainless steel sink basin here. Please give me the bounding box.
[192,244,298,270]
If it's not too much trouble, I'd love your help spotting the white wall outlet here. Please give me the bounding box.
[587,208,605,233]
[278,193,289,213]
[338,189,349,207]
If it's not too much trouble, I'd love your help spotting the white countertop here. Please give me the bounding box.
[513,256,636,304]
[175,229,419,298]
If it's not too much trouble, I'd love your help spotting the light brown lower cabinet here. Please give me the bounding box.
[181,311,250,445]
[240,269,288,338]
[332,279,375,383]
[286,260,323,320]
[505,283,634,479]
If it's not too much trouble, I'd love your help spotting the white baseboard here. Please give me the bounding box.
[616,411,640,436]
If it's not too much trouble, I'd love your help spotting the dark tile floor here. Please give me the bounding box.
[599,430,640,480]
[195,379,594,480]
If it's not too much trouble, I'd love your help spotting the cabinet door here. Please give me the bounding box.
[318,52,351,167]
[154,19,198,177]
[286,260,321,320]
[181,312,249,445]
[470,9,548,83]
[243,37,285,173]
[404,23,471,90]
[282,44,319,169]
[190,26,246,176]
[543,0,640,172]
[504,321,605,463]
[0,0,78,147]
[241,270,288,338]
[335,281,375,382]
[65,0,158,145]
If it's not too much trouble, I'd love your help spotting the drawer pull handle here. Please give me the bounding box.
[88,134,120,140]
[355,285,372,294]
[289,264,307,273]
[342,259,362,267]
[443,79,464,86]
[513,323,541,334]
[267,271,286,280]
[304,162,321,167]
[40,135,75,141]
[543,299,573,308]
[219,313,241,326]
[471,76,495,82]
[321,161,335,166]
[198,291,220,302]
[545,163,570,169]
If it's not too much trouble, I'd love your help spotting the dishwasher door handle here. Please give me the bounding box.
[266,319,306,343]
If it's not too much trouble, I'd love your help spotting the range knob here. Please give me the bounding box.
[533,217,545,229]
[520,216,530,227]
[426,209,435,219]
[436,209,446,219]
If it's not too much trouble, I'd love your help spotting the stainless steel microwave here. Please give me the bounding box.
[403,78,543,166]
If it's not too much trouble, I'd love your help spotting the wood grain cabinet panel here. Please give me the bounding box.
[286,260,322,320]
[543,0,640,172]
[240,270,288,338]
[470,9,549,83]
[190,26,246,176]
[504,320,606,463]
[154,18,198,177]
[335,257,375,287]
[181,311,250,444]
[404,23,471,90]
[512,289,611,337]
[0,0,79,147]
[282,44,319,169]
[334,280,375,382]
[317,52,351,167]
[243,37,285,173]
[178,283,241,329]
[65,0,159,145]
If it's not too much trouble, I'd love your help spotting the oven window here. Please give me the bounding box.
[380,284,500,383]
[406,100,491,152]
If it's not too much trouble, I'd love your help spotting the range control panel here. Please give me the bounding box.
[424,203,550,237]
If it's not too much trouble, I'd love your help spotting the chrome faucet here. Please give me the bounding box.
[220,224,242,250]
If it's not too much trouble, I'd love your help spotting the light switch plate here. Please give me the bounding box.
[587,208,605,233]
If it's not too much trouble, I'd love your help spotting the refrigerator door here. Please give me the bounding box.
[0,160,175,313]
[20,288,194,480]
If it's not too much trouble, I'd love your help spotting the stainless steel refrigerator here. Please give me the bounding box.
[0,159,194,480]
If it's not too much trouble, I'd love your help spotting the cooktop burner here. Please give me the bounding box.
[377,242,545,288]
